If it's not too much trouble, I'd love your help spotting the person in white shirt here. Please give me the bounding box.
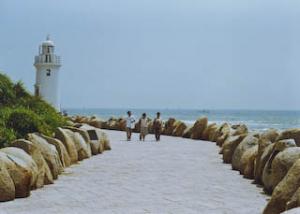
[126,111,136,141]
[139,113,148,141]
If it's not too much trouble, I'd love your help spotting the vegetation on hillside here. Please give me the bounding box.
[0,72,67,147]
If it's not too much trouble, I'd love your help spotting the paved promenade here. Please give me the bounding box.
[0,130,267,214]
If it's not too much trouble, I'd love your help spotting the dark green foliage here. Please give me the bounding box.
[0,71,67,147]
[0,73,16,106]
[6,108,44,138]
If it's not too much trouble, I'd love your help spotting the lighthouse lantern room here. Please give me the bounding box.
[34,35,61,111]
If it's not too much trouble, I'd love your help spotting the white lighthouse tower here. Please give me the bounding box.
[34,35,62,111]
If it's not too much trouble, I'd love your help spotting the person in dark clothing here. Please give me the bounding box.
[153,112,162,141]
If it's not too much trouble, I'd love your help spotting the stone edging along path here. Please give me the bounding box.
[70,115,300,214]
[0,124,111,202]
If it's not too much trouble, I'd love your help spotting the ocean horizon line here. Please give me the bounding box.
[63,107,300,112]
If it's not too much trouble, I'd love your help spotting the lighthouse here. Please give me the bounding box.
[34,35,61,111]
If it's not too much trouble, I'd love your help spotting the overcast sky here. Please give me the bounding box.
[0,0,299,110]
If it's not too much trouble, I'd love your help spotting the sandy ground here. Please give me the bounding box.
[0,130,268,214]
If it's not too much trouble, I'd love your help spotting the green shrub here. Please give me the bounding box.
[0,128,16,148]
[6,108,45,138]
[0,73,16,106]
[23,97,67,134]
[0,71,67,147]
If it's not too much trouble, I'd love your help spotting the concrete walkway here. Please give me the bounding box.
[0,130,268,214]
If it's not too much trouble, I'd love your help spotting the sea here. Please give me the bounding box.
[64,108,300,132]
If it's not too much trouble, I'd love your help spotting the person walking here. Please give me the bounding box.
[139,113,148,141]
[126,111,136,141]
[153,112,162,141]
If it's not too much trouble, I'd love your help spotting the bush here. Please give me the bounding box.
[23,97,67,134]
[0,128,16,148]
[0,71,67,147]
[6,108,45,138]
[0,73,16,106]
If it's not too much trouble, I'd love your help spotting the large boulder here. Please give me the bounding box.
[263,158,300,214]
[118,118,127,131]
[55,127,78,163]
[261,129,280,143]
[100,117,119,130]
[232,135,259,171]
[0,151,32,198]
[164,118,177,135]
[79,124,107,154]
[27,133,63,180]
[231,124,248,136]
[254,138,273,184]
[262,140,299,194]
[286,186,300,211]
[1,147,38,189]
[64,126,92,157]
[0,161,15,202]
[10,139,53,187]
[221,134,246,163]
[88,118,103,129]
[277,128,300,146]
[202,123,217,141]
[97,130,111,151]
[63,129,91,161]
[41,135,71,168]
[210,123,229,142]
[190,117,208,140]
[182,126,192,139]
[172,121,187,137]
[240,145,258,179]
[215,123,231,147]
[208,125,220,142]
[81,124,111,151]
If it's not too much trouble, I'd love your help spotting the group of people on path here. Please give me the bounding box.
[126,111,162,142]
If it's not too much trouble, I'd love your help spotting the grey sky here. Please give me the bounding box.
[0,0,299,110]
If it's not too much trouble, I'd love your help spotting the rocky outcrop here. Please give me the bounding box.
[190,117,208,140]
[263,159,300,214]
[232,135,258,171]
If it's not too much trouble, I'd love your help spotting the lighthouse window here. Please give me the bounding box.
[46,69,51,76]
